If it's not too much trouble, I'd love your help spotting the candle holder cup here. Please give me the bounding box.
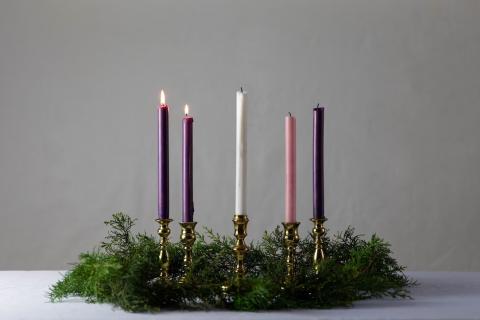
[311,217,327,274]
[155,218,173,281]
[232,214,249,281]
[179,221,197,283]
[282,222,300,284]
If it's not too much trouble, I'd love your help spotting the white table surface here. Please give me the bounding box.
[1,271,480,320]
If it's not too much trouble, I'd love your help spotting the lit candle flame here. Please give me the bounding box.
[159,90,166,105]
[184,104,189,115]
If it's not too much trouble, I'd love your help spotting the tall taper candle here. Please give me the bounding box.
[235,88,247,215]
[285,113,296,223]
[313,105,325,219]
[158,90,169,219]
[182,104,194,222]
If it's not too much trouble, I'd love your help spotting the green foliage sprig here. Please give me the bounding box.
[49,213,414,312]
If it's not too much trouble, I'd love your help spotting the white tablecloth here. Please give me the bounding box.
[1,271,480,320]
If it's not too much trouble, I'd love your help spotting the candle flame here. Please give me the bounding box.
[184,104,189,115]
[159,90,166,105]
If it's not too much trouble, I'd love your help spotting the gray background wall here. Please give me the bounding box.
[0,0,479,271]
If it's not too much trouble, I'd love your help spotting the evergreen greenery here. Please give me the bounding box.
[49,213,414,312]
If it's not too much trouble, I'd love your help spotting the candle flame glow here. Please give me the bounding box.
[159,90,166,105]
[184,104,189,115]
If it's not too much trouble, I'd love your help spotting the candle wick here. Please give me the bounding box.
[317,103,320,108]
[240,86,243,93]
[288,112,292,117]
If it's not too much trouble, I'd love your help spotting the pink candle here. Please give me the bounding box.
[285,113,296,223]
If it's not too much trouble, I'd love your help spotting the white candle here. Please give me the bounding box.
[235,88,247,214]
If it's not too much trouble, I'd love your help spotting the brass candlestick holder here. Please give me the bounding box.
[311,217,327,274]
[155,218,173,281]
[179,221,197,283]
[282,222,300,283]
[232,214,249,281]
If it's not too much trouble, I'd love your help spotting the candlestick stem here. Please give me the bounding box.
[179,221,197,283]
[311,217,327,274]
[232,214,249,281]
[156,218,173,281]
[282,222,300,283]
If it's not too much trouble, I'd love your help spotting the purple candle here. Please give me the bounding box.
[182,104,194,222]
[157,90,169,219]
[313,105,325,219]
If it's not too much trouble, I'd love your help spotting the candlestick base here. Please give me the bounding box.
[232,214,249,281]
[311,217,327,274]
[155,218,173,281]
[179,221,197,283]
[282,222,300,284]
